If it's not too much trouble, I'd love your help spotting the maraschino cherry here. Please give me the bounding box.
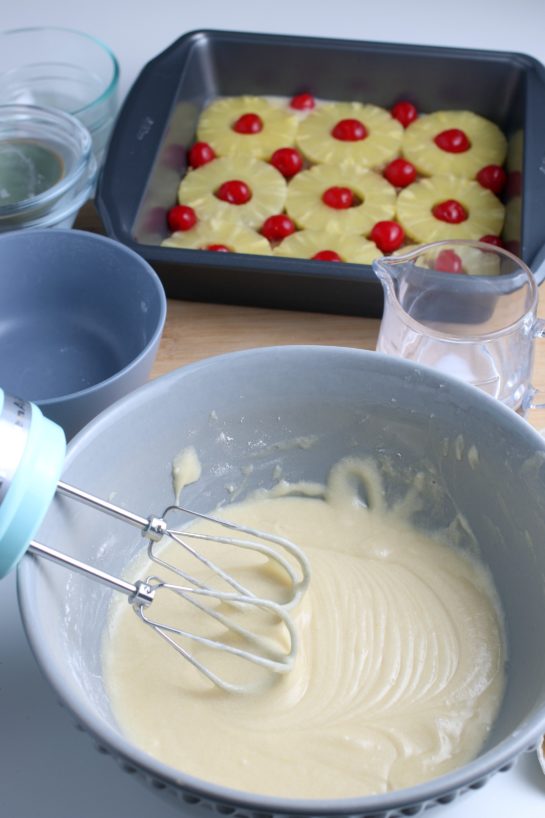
[312,250,342,261]
[166,204,197,232]
[188,142,216,168]
[331,119,367,141]
[290,92,315,110]
[476,165,507,195]
[322,186,354,209]
[232,113,263,134]
[216,180,252,205]
[434,249,464,273]
[370,221,405,253]
[270,147,304,178]
[383,158,417,188]
[205,244,231,252]
[479,235,505,247]
[261,215,296,242]
[391,101,418,128]
[434,129,471,153]
[432,199,468,223]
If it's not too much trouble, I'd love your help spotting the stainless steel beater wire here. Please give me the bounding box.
[144,579,298,656]
[55,483,273,601]
[150,530,267,598]
[54,485,310,607]
[166,505,311,603]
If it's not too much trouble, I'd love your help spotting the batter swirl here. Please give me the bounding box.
[103,457,505,798]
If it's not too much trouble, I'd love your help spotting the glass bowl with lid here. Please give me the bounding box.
[0,104,97,231]
[0,26,119,165]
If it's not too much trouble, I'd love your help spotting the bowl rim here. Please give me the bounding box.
[0,228,167,406]
[16,346,545,813]
[0,26,120,116]
[0,103,95,219]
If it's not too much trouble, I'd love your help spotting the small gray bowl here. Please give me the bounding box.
[0,228,166,439]
[17,347,545,817]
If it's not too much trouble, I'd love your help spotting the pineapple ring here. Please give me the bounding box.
[396,176,505,243]
[286,164,396,236]
[296,102,403,169]
[402,111,507,178]
[273,229,381,264]
[161,218,272,255]
[197,96,299,160]
[178,157,287,229]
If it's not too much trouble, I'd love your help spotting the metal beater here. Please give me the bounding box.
[0,390,310,693]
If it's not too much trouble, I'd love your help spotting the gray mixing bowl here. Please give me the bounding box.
[0,229,167,439]
[17,346,545,817]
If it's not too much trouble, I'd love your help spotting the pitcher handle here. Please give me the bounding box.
[522,319,545,413]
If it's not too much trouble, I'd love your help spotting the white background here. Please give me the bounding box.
[2,1,545,816]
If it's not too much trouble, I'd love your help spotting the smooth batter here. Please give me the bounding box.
[102,457,505,798]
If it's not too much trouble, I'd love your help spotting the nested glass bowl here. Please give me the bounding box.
[0,26,119,165]
[0,104,97,231]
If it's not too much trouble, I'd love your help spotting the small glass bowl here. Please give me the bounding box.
[0,27,119,165]
[0,104,97,231]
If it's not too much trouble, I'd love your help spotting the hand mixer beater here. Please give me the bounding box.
[0,390,310,693]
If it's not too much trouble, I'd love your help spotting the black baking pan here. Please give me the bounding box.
[96,29,545,317]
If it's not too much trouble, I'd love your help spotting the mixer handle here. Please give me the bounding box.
[0,390,66,579]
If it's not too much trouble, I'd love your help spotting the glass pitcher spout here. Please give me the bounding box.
[371,254,397,292]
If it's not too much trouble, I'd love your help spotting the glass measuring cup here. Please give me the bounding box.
[372,240,545,414]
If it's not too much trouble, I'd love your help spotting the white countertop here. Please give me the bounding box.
[2,1,545,815]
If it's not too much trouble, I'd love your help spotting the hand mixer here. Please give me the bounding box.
[0,389,311,693]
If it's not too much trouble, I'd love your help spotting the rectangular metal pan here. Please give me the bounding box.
[96,29,545,316]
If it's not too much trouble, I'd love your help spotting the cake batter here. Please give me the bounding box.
[102,456,505,798]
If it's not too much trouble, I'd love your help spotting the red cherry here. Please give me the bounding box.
[434,129,471,153]
[166,204,197,232]
[205,244,231,252]
[391,101,418,128]
[432,199,468,223]
[232,113,263,134]
[476,165,507,195]
[216,180,252,205]
[331,118,367,141]
[479,235,505,247]
[370,221,405,253]
[506,170,522,198]
[261,214,296,242]
[434,249,464,274]
[312,250,343,261]
[322,186,354,209]
[383,158,417,188]
[290,92,315,110]
[188,141,216,168]
[270,147,304,178]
